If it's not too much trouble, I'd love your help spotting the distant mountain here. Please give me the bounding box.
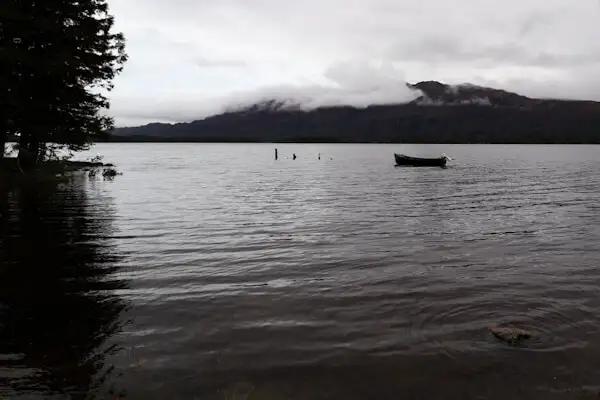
[407,81,532,107]
[110,81,600,144]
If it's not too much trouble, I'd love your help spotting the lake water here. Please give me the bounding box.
[2,143,600,399]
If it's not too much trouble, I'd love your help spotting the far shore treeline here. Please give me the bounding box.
[109,82,600,144]
[1,1,127,171]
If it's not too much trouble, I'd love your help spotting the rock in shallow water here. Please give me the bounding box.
[489,326,533,344]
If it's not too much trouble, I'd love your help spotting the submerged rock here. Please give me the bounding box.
[489,326,532,345]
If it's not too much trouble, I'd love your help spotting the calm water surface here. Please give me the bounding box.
[2,143,600,399]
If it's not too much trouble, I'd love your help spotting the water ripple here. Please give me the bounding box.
[63,144,600,398]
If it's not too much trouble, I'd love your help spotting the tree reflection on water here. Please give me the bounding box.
[0,179,129,399]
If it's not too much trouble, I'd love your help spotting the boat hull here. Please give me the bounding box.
[394,153,447,167]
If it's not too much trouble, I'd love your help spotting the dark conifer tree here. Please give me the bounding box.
[0,0,127,168]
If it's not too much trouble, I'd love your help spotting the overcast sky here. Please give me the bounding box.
[107,0,600,126]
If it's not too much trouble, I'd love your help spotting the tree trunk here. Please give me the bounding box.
[0,124,7,160]
[0,137,5,161]
[17,131,36,172]
[33,141,44,164]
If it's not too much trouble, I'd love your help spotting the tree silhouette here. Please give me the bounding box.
[0,0,127,167]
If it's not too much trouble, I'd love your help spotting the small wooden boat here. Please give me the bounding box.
[394,153,449,167]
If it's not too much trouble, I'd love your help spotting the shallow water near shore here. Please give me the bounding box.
[2,143,600,399]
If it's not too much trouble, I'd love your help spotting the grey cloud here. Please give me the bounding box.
[387,37,600,68]
[518,12,555,37]
[196,57,247,68]
[107,0,600,125]
[111,61,423,126]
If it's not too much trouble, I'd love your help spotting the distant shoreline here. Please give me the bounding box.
[8,137,600,145]
[100,136,600,144]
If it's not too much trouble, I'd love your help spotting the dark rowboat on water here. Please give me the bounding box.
[394,153,450,167]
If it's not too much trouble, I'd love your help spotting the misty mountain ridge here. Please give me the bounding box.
[408,81,530,107]
[221,81,532,114]
[111,80,600,144]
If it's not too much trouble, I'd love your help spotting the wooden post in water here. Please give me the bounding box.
[275,148,278,160]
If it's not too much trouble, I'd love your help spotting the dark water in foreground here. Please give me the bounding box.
[2,143,600,399]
